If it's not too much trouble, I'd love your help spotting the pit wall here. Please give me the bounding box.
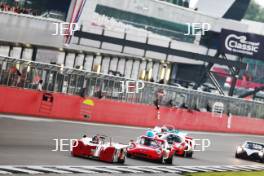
[0,86,264,135]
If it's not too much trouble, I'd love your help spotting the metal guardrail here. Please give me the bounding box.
[0,56,263,119]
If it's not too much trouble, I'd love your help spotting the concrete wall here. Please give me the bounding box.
[78,0,248,33]
[0,12,64,47]
[1,86,264,135]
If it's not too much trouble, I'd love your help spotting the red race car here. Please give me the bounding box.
[71,134,127,163]
[158,132,194,158]
[126,135,175,164]
[150,126,194,157]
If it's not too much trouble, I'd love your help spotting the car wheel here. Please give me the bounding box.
[261,158,264,163]
[235,152,240,158]
[118,157,125,164]
[186,152,193,158]
[184,151,192,158]
[159,156,166,164]
[117,150,126,164]
[112,149,119,163]
[71,151,77,157]
[164,156,173,165]
[126,152,132,158]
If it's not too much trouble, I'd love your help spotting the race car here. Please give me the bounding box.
[71,134,127,163]
[150,126,194,157]
[126,133,175,164]
[151,125,188,137]
[158,132,194,157]
[235,141,264,163]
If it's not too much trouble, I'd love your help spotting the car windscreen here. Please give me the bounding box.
[139,137,160,148]
[166,134,183,144]
[245,142,264,150]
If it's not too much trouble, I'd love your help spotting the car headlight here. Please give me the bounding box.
[236,146,243,153]
[156,149,162,154]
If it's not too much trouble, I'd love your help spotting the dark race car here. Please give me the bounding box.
[235,141,264,163]
[71,134,127,163]
[126,135,175,164]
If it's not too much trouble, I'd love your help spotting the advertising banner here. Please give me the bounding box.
[220,29,264,60]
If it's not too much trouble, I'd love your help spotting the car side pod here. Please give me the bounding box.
[99,147,116,162]
[71,140,84,157]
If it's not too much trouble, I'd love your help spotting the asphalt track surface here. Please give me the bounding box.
[0,114,264,167]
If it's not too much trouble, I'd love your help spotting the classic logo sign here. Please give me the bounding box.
[220,29,264,60]
[225,34,260,55]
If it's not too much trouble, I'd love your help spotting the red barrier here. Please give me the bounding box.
[0,86,264,135]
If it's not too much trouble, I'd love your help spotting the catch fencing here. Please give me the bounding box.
[0,56,263,119]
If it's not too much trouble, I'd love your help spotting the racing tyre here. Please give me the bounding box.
[188,152,193,158]
[186,152,193,158]
[261,158,264,163]
[159,156,165,164]
[235,152,240,158]
[118,157,125,164]
[126,152,132,158]
[164,156,173,165]
[183,151,189,158]
[117,150,126,164]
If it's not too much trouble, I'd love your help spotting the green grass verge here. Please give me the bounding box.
[184,171,264,176]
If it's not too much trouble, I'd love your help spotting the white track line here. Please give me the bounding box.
[25,166,72,174]
[183,166,213,172]
[54,166,98,174]
[80,166,122,174]
[144,166,181,173]
[203,166,233,172]
[102,166,143,174]
[0,165,263,174]
[0,166,42,174]
[128,166,163,173]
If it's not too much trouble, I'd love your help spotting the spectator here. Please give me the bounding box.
[80,87,86,98]
[180,102,188,109]
[37,79,43,91]
[206,103,211,112]
[193,104,200,112]
[167,99,174,107]
[154,88,166,110]
[154,99,160,110]
[0,2,35,15]
[94,86,104,99]
[16,68,22,85]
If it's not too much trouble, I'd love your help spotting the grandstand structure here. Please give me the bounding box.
[0,0,264,118]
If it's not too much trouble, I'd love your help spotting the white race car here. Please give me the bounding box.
[235,141,264,163]
[72,134,128,163]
